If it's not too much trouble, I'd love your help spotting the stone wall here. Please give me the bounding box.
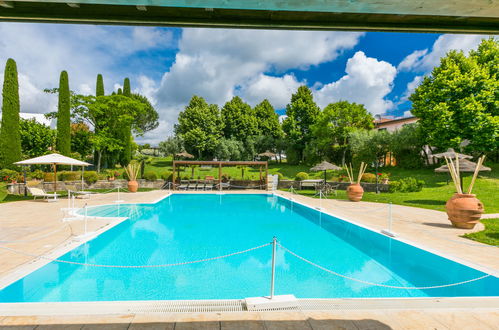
[7,179,389,194]
[7,179,166,194]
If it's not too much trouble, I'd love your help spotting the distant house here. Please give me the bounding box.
[374,115,418,132]
[0,112,55,128]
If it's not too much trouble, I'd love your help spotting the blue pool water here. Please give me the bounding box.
[1,194,497,302]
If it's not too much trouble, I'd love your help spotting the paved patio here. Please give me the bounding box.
[0,190,497,328]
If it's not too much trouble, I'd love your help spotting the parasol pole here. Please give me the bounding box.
[53,163,57,194]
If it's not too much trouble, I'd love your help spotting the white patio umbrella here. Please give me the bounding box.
[15,153,92,193]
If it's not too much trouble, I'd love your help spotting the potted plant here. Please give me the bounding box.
[345,162,367,202]
[444,155,485,229]
[124,161,141,193]
[380,173,390,184]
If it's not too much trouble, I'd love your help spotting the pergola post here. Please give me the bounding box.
[172,161,176,190]
[218,163,222,191]
[259,166,262,186]
[265,162,268,190]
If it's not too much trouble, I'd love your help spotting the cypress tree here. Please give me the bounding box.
[0,58,22,169]
[123,77,131,96]
[119,77,132,166]
[56,71,71,155]
[117,88,123,95]
[96,74,105,96]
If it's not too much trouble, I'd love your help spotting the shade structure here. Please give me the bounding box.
[14,153,91,193]
[258,151,276,158]
[434,159,491,173]
[310,161,342,182]
[432,148,472,159]
[175,151,194,159]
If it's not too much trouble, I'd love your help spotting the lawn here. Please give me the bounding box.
[462,219,499,246]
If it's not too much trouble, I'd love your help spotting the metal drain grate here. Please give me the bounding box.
[129,299,246,313]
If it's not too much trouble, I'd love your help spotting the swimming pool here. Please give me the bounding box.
[0,194,497,302]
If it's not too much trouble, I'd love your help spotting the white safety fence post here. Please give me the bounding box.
[84,203,88,236]
[381,202,396,237]
[270,236,277,299]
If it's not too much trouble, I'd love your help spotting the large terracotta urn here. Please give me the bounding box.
[347,183,364,202]
[127,180,139,193]
[446,193,483,229]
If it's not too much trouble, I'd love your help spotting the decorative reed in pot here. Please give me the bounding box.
[444,154,485,229]
[345,162,367,202]
[125,161,141,193]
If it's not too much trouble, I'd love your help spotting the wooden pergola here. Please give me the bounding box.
[172,160,268,191]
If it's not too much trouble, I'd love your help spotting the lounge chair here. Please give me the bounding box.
[28,187,60,202]
[178,180,189,190]
[196,182,205,191]
[205,180,214,191]
[188,180,197,190]
[65,184,93,199]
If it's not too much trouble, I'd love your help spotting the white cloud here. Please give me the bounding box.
[0,23,173,115]
[242,74,303,109]
[398,34,485,72]
[400,75,423,102]
[314,51,397,115]
[154,28,363,136]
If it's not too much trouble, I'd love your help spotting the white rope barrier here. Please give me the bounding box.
[277,243,492,290]
[0,242,272,268]
[278,243,491,290]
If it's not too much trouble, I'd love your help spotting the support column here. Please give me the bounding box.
[219,163,222,191]
[172,161,176,190]
[265,162,268,190]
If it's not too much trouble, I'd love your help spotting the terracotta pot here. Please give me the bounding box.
[446,193,483,229]
[108,177,115,181]
[381,178,389,184]
[127,180,139,193]
[347,183,364,202]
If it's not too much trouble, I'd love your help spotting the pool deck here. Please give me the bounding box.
[0,189,498,328]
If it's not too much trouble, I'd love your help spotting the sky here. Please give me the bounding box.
[0,23,489,145]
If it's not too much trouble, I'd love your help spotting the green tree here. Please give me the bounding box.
[390,123,426,168]
[253,99,283,140]
[117,88,123,95]
[175,96,223,158]
[71,123,93,158]
[96,74,105,96]
[282,86,320,163]
[0,58,22,169]
[19,119,56,158]
[311,101,374,165]
[214,138,244,160]
[89,95,147,171]
[123,77,131,96]
[159,136,184,159]
[56,71,71,155]
[221,96,259,141]
[410,38,499,154]
[349,129,391,165]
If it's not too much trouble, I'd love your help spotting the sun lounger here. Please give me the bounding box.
[188,180,197,190]
[28,187,60,202]
[65,184,93,199]
[178,180,189,190]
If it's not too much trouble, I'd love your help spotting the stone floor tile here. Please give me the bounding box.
[263,320,313,330]
[220,320,264,330]
[128,322,174,330]
[174,321,220,330]
[35,325,83,330]
[384,310,449,330]
[0,327,36,330]
[81,324,130,330]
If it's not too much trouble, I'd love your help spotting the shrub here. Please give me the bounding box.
[43,172,55,182]
[83,171,99,184]
[29,169,44,180]
[389,177,425,192]
[295,172,309,181]
[361,173,376,183]
[0,169,18,182]
[143,171,158,181]
[181,174,190,180]
[59,171,80,181]
[161,171,173,181]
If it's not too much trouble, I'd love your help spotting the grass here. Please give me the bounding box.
[462,219,499,246]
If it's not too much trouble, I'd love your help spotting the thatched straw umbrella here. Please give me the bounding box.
[432,148,472,160]
[310,161,342,182]
[258,151,276,158]
[435,158,491,189]
[175,151,194,159]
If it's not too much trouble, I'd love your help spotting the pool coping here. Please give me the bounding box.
[0,191,498,313]
[0,192,173,290]
[274,192,499,278]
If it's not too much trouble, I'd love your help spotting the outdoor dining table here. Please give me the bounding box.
[299,179,323,189]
